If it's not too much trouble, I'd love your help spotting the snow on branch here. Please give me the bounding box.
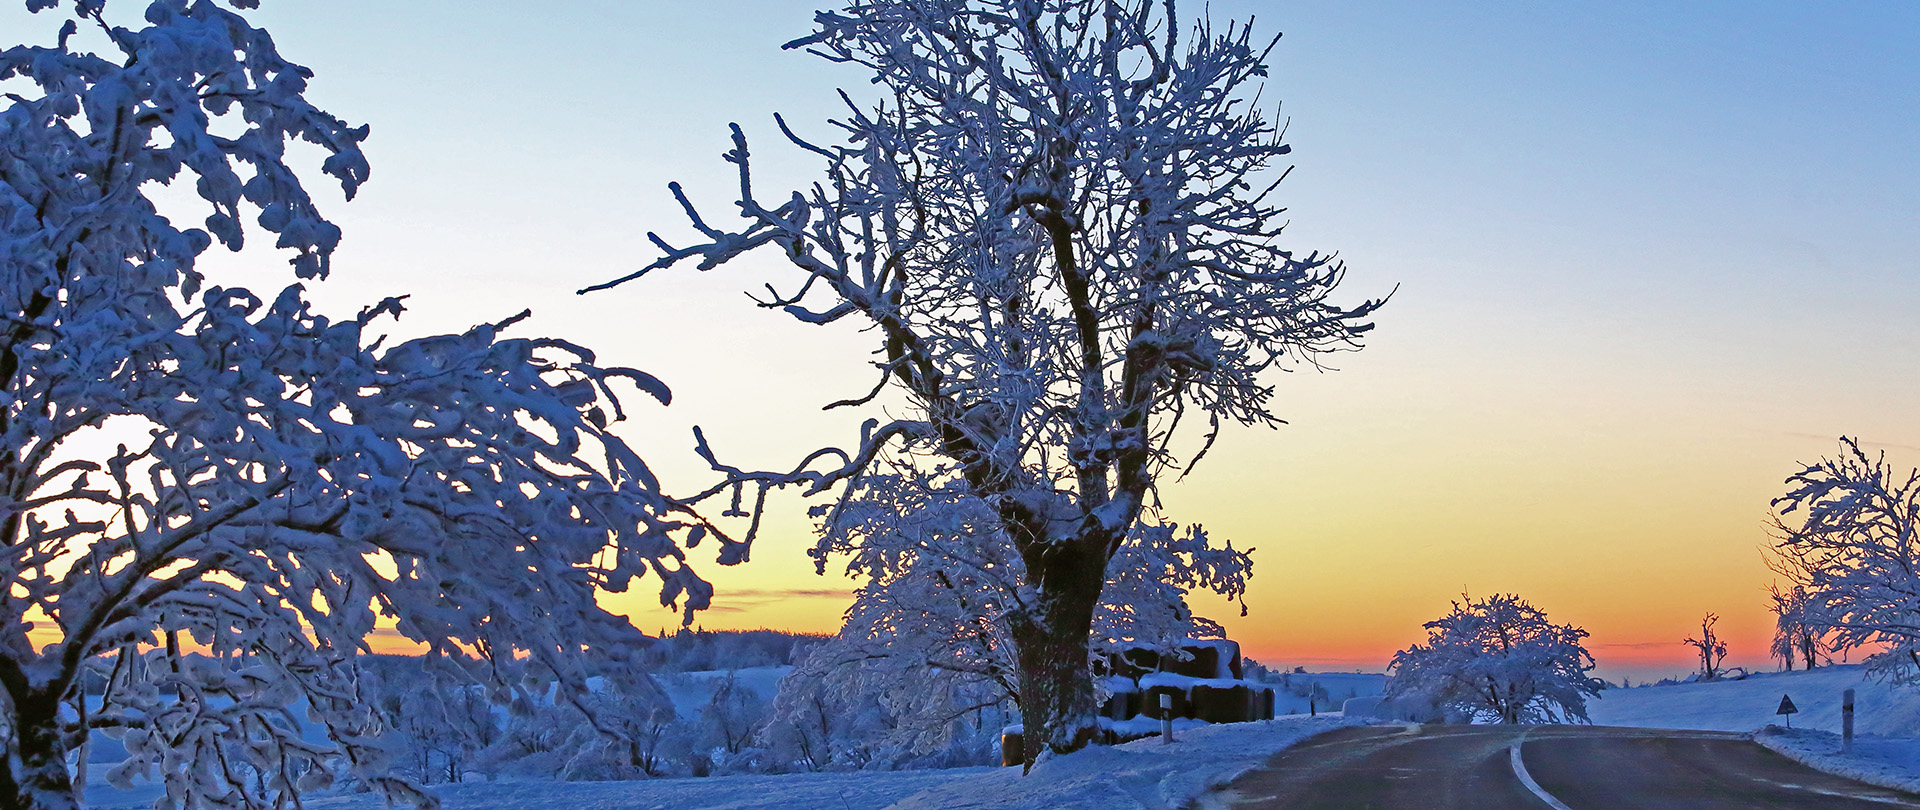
[1,3,712,807]
[585,0,1383,760]
[1386,593,1603,725]
[1772,437,1920,685]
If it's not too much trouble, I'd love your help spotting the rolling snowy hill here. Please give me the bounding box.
[1587,665,1920,736]
[1587,665,1920,793]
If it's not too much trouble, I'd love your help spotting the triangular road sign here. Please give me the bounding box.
[1778,695,1799,715]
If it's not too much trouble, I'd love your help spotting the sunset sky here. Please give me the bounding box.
[11,1,1914,682]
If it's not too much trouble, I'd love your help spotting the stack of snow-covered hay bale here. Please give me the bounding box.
[1096,639,1277,734]
[1000,639,1275,765]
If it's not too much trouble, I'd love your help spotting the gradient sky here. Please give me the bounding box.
[9,1,1915,682]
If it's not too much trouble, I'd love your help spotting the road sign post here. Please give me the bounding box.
[1777,694,1799,728]
[1843,688,1856,753]
[1161,693,1174,744]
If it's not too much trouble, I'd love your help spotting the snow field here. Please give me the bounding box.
[76,768,995,810]
[1586,665,1920,736]
[80,715,1364,810]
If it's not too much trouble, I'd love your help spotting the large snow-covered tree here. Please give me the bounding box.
[1772,437,1920,685]
[1384,593,1603,725]
[0,3,716,808]
[584,0,1381,762]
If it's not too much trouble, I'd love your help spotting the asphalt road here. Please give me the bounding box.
[1207,724,1920,810]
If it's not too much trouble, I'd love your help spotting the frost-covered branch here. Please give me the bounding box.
[587,0,1381,764]
[1772,437,1920,684]
[0,3,712,807]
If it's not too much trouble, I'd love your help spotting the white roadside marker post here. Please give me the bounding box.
[1844,688,1856,754]
[1161,693,1174,744]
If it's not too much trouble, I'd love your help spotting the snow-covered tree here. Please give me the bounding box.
[1772,437,1920,685]
[765,644,1012,772]
[700,671,766,759]
[1385,593,1603,725]
[0,3,716,807]
[762,456,1247,769]
[1682,612,1728,681]
[1767,585,1830,671]
[584,0,1381,762]
[484,668,681,782]
[762,471,1025,771]
[362,659,503,785]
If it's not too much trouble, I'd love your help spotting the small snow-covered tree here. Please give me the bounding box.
[701,671,766,758]
[506,669,680,782]
[585,0,1380,762]
[0,3,717,807]
[623,705,679,778]
[1767,585,1830,671]
[1772,437,1920,684]
[1385,593,1603,725]
[363,659,503,785]
[1683,613,1728,681]
[768,647,1013,771]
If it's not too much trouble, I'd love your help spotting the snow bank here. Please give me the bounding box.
[1753,726,1920,794]
[83,716,1361,810]
[1588,665,1920,735]
[83,768,990,810]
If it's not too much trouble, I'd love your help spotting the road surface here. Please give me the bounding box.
[1208,724,1920,809]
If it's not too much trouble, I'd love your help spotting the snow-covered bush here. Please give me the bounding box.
[585,0,1382,762]
[1385,593,1603,724]
[363,658,504,785]
[0,3,715,807]
[700,672,769,762]
[363,656,700,783]
[766,636,1013,773]
[530,671,685,782]
[1773,437,1920,685]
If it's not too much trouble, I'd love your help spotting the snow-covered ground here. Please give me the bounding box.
[80,715,1364,810]
[1754,726,1920,794]
[75,768,992,810]
[1588,665,1920,736]
[1590,665,1920,794]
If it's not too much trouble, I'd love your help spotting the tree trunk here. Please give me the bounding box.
[1006,534,1109,769]
[2,689,80,810]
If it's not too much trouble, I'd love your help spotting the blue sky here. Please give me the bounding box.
[7,1,1916,678]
